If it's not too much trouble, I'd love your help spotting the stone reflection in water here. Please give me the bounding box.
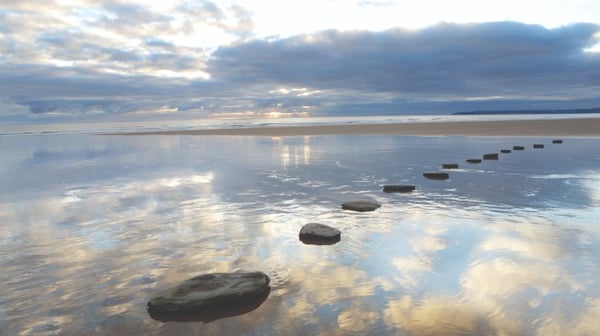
[0,134,599,335]
[147,272,271,323]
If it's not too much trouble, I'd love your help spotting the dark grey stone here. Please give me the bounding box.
[500,149,511,153]
[423,172,449,180]
[299,223,341,245]
[533,144,544,148]
[513,146,525,150]
[483,153,499,160]
[383,185,416,193]
[341,201,381,212]
[442,163,459,169]
[552,139,563,144]
[466,159,482,164]
[148,272,270,322]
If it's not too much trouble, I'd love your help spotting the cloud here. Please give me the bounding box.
[177,1,255,36]
[1,7,600,123]
[0,68,179,121]
[209,22,600,97]
[0,0,250,76]
[203,22,600,116]
[0,1,261,121]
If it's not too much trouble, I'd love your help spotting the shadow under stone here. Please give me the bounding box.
[148,288,270,323]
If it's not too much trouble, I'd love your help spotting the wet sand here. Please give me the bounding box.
[118,118,600,137]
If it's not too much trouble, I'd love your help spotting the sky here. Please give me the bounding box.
[1,0,600,123]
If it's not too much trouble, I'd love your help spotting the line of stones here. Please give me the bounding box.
[301,139,564,245]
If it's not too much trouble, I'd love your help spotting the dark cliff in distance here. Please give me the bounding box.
[453,107,600,115]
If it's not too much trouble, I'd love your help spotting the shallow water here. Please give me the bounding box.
[0,134,599,335]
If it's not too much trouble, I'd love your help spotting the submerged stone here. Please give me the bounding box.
[423,172,449,180]
[299,223,341,245]
[341,201,381,212]
[442,163,459,169]
[148,272,270,322]
[466,159,482,164]
[483,153,499,160]
[383,185,416,193]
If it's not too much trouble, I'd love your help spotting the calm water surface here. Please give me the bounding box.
[0,134,599,335]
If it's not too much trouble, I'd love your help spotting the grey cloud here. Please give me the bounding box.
[20,95,174,116]
[1,63,185,109]
[104,1,166,20]
[177,1,254,36]
[226,5,255,35]
[0,6,67,37]
[144,38,175,49]
[2,16,600,122]
[33,27,206,74]
[23,98,130,115]
[0,63,176,98]
[0,1,252,77]
[184,1,225,19]
[0,1,253,121]
[209,22,600,98]
[0,60,250,121]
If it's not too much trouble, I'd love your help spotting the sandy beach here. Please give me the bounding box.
[119,117,600,137]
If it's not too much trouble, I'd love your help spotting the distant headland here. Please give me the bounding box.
[453,107,600,115]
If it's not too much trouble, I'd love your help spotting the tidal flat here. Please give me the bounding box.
[0,133,599,335]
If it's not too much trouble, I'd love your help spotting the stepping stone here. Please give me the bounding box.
[383,185,416,193]
[442,163,459,169]
[513,146,525,150]
[500,149,511,153]
[423,172,449,180]
[483,153,499,160]
[533,144,544,148]
[466,159,482,164]
[299,223,341,245]
[552,139,563,144]
[341,201,381,212]
[148,272,270,322]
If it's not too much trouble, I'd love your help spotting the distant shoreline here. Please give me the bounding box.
[453,107,600,115]
[114,117,600,137]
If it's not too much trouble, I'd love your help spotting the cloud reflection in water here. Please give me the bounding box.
[0,134,599,335]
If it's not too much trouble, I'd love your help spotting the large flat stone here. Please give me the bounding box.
[383,185,416,193]
[341,201,381,212]
[148,272,270,322]
[299,223,341,245]
[423,172,449,180]
[442,163,459,169]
